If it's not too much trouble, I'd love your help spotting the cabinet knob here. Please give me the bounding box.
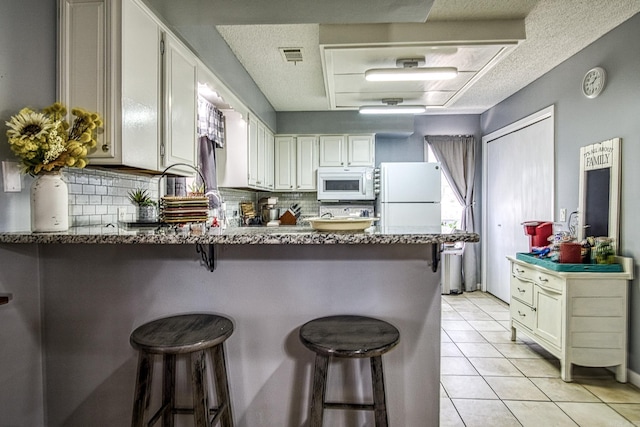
[290,186,293,189]
[516,268,525,274]
[101,144,109,152]
[517,287,526,294]
[517,310,526,318]
[538,276,548,283]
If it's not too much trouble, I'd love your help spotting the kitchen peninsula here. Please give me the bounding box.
[0,226,478,427]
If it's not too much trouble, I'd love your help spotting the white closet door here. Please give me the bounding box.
[484,111,554,302]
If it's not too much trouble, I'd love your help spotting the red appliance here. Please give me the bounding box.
[522,221,553,251]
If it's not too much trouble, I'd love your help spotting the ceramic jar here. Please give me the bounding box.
[31,171,69,232]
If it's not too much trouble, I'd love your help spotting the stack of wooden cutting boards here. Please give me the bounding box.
[160,196,209,224]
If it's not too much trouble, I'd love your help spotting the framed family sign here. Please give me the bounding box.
[577,137,621,248]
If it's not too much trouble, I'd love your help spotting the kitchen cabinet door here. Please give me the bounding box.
[247,116,259,187]
[256,121,267,188]
[297,136,318,190]
[347,135,375,166]
[275,136,296,190]
[119,0,160,171]
[319,135,345,167]
[533,286,562,348]
[162,32,197,174]
[264,127,275,190]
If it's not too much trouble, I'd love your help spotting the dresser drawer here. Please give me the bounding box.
[510,298,535,330]
[533,270,563,293]
[510,277,534,305]
[512,262,563,293]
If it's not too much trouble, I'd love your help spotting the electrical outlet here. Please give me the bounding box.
[560,208,567,222]
[118,208,127,222]
[2,161,21,192]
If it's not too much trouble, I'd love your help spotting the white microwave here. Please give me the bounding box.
[317,167,378,201]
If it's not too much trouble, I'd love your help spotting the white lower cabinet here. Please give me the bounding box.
[508,256,633,382]
[274,135,318,191]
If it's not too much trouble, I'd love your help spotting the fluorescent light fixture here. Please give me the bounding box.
[358,98,426,115]
[359,105,426,115]
[365,66,458,82]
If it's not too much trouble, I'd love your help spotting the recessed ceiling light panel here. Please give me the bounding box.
[365,66,458,82]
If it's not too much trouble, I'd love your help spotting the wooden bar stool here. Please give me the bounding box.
[130,313,234,427]
[299,315,400,427]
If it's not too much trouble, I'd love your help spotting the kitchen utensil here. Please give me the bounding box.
[261,207,280,223]
[307,216,375,231]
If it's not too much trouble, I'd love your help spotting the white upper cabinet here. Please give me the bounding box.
[217,112,274,191]
[319,135,345,167]
[296,136,319,190]
[274,135,318,192]
[275,136,296,190]
[162,32,198,174]
[319,134,375,167]
[59,0,198,175]
[347,135,375,167]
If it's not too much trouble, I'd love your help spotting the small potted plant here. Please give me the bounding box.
[128,189,157,222]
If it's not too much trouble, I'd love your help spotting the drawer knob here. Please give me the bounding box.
[538,276,548,283]
[516,268,525,273]
[517,310,526,318]
[517,287,526,293]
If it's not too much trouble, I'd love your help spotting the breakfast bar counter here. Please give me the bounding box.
[0,226,478,427]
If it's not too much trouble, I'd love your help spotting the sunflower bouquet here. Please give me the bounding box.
[5,102,103,176]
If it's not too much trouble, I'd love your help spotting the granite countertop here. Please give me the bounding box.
[0,224,479,245]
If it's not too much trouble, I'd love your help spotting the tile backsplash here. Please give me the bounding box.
[64,168,320,227]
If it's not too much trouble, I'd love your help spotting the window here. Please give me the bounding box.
[426,145,464,233]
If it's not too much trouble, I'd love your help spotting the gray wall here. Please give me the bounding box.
[0,2,53,423]
[0,0,57,232]
[481,12,640,372]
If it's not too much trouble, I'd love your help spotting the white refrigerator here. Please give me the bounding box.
[376,162,442,233]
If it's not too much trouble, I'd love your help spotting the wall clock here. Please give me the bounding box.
[582,67,606,99]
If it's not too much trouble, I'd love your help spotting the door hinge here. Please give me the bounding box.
[160,38,165,55]
[160,143,165,157]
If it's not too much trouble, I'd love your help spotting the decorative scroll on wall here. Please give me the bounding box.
[577,137,621,248]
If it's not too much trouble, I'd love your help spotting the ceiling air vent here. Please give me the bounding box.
[279,47,304,64]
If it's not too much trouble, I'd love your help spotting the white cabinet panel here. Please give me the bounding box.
[296,136,318,190]
[319,135,345,167]
[162,33,197,172]
[275,136,296,191]
[348,135,375,166]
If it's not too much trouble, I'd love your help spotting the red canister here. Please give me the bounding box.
[559,242,582,263]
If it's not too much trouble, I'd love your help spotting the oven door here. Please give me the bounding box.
[317,168,371,201]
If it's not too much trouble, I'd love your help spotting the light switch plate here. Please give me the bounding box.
[2,161,21,192]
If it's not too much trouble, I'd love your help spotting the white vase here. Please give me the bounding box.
[30,171,69,232]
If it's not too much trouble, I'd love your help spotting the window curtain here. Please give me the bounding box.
[197,96,225,208]
[426,135,478,292]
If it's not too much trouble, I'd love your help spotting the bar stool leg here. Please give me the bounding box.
[370,356,389,427]
[131,351,154,427]
[211,344,234,427]
[191,350,209,427]
[309,354,329,427]
[162,354,176,427]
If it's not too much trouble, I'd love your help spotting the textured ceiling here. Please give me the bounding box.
[216,0,640,114]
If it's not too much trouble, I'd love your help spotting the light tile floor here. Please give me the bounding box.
[440,291,640,426]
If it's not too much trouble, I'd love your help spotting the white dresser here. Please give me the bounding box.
[507,255,633,382]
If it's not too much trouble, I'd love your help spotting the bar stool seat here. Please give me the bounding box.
[299,315,400,427]
[130,313,234,427]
